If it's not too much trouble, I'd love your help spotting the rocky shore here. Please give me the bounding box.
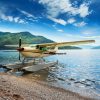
[0,73,96,100]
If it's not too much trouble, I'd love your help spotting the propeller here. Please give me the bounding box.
[19,37,21,61]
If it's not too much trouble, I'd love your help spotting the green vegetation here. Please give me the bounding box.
[0,31,53,50]
[0,31,53,45]
[0,31,82,50]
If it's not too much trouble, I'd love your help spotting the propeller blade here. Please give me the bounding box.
[19,37,21,48]
[19,37,21,61]
[19,52,21,61]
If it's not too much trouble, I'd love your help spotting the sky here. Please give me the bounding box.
[0,0,100,47]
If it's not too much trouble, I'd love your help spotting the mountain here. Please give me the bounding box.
[92,46,100,49]
[58,46,82,49]
[0,31,82,50]
[0,31,53,45]
[0,31,53,49]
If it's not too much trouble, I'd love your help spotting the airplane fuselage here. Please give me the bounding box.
[17,47,56,58]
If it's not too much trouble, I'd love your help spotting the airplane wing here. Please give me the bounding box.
[5,40,95,48]
[4,44,34,47]
[36,40,95,48]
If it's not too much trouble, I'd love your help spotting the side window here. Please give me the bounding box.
[36,45,39,49]
[40,47,43,50]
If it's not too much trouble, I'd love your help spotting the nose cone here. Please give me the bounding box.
[17,48,24,51]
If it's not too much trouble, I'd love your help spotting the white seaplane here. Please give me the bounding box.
[5,39,95,72]
[17,38,95,58]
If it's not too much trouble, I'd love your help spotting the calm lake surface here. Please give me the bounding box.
[0,50,100,98]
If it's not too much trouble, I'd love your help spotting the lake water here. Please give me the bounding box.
[0,50,100,99]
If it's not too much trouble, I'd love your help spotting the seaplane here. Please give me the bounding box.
[17,38,95,58]
[4,39,95,72]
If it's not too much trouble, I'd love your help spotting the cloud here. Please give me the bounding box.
[82,30,94,35]
[0,9,12,22]
[17,8,39,23]
[14,17,26,24]
[17,8,36,19]
[0,6,36,24]
[7,16,13,22]
[67,18,76,24]
[74,21,87,27]
[0,7,14,22]
[57,29,64,32]
[0,14,14,22]
[49,17,85,27]
[82,28,100,35]
[50,17,86,28]
[0,14,25,24]
[48,16,67,25]
[39,0,91,27]
[0,13,26,24]
[39,0,91,18]
[18,19,25,24]
[52,24,64,32]
[14,17,19,23]
[0,7,27,24]
[28,18,38,22]
[78,3,90,17]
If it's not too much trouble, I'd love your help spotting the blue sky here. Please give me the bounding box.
[0,0,100,46]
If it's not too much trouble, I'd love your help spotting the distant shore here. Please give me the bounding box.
[0,73,96,100]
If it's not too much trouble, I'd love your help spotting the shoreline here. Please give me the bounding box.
[0,73,97,100]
